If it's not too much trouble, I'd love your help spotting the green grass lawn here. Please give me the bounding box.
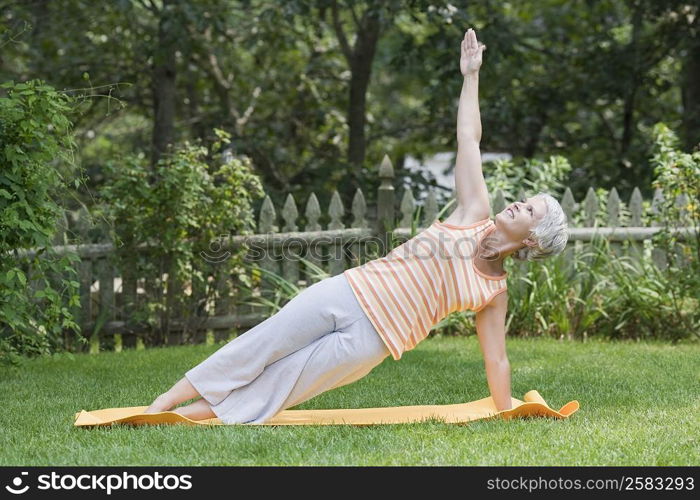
[1,335,698,466]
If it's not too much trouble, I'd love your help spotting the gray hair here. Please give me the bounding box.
[512,192,569,262]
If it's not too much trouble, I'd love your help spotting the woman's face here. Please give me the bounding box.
[495,195,548,242]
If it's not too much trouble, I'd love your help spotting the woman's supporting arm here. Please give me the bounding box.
[475,290,512,411]
[483,357,512,411]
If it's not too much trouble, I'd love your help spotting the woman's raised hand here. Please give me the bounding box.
[460,28,486,76]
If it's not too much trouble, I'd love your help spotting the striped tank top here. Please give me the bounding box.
[343,217,508,361]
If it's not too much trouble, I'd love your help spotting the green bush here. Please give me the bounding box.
[98,129,264,346]
[0,80,85,364]
[487,154,571,201]
[645,123,700,337]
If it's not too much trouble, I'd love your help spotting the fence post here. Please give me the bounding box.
[376,154,395,256]
[282,193,301,285]
[582,187,599,267]
[142,256,162,350]
[399,188,415,229]
[650,187,667,271]
[348,188,368,269]
[674,193,692,269]
[94,256,116,354]
[627,187,644,272]
[51,209,69,246]
[607,187,622,259]
[560,187,577,278]
[213,263,233,343]
[304,193,324,284]
[422,189,438,228]
[327,190,346,276]
[258,194,279,302]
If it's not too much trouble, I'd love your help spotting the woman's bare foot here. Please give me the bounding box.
[172,398,216,421]
[143,377,202,414]
[143,394,175,414]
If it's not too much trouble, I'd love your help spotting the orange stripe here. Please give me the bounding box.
[385,263,428,346]
[383,250,433,340]
[365,260,415,342]
[414,238,444,319]
[454,249,471,311]
[355,266,406,355]
[389,238,436,345]
[390,264,426,346]
[401,264,434,326]
[345,271,402,358]
[415,235,447,319]
[413,239,441,295]
[460,228,480,310]
[346,270,402,358]
[411,266,440,324]
[469,230,483,309]
[423,230,460,312]
[462,228,479,310]
[472,226,492,307]
[439,274,449,320]
[366,259,419,348]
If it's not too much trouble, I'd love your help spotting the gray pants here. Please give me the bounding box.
[185,272,391,424]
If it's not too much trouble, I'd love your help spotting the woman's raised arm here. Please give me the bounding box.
[450,28,490,225]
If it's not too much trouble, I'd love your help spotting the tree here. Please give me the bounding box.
[2,0,697,209]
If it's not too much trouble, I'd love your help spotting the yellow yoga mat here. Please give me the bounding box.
[74,390,579,427]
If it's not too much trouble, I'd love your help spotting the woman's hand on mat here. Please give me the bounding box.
[460,28,486,76]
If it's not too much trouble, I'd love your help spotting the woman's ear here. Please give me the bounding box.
[482,248,498,260]
[522,236,537,248]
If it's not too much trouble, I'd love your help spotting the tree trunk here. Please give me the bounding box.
[329,2,384,190]
[346,12,380,186]
[151,0,178,167]
[620,2,643,160]
[620,85,638,157]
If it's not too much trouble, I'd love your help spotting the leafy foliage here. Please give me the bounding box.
[98,129,264,346]
[645,122,700,337]
[2,0,697,212]
[0,80,85,364]
[487,155,571,201]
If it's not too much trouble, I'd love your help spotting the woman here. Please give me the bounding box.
[144,28,568,423]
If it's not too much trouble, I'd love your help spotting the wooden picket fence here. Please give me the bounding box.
[13,154,697,352]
